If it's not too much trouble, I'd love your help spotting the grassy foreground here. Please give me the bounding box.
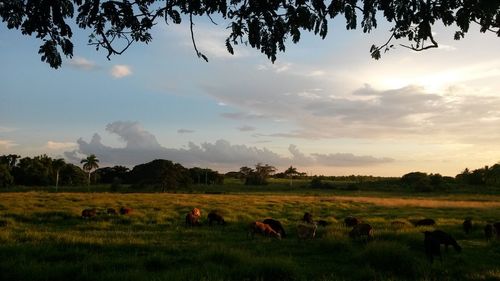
[0,191,500,281]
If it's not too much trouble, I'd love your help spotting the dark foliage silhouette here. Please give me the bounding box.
[1,1,499,68]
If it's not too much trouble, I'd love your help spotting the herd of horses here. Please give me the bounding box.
[181,208,500,263]
[82,207,500,263]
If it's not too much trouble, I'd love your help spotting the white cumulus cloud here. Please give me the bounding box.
[68,57,97,70]
[63,122,393,170]
[110,64,132,78]
[105,121,161,149]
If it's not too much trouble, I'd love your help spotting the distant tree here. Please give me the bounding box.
[189,167,223,185]
[37,154,53,173]
[455,168,471,183]
[81,154,99,186]
[0,154,18,188]
[12,155,52,186]
[283,166,301,186]
[224,171,243,179]
[309,176,323,189]
[470,167,488,185]
[239,166,254,179]
[0,164,14,188]
[429,173,443,187]
[401,171,432,192]
[255,163,276,177]
[308,176,335,189]
[52,158,65,191]
[0,154,20,169]
[128,159,191,191]
[456,166,488,186]
[95,165,130,184]
[2,1,500,68]
[485,164,500,186]
[243,163,276,185]
[59,163,87,186]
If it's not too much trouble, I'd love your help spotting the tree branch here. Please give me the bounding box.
[190,12,208,62]
[472,19,500,34]
[207,14,218,25]
[400,29,438,51]
[370,30,396,59]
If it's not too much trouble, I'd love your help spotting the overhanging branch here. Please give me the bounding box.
[190,12,208,62]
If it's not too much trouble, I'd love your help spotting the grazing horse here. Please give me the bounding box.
[411,218,435,227]
[263,218,286,238]
[81,208,97,218]
[208,211,226,226]
[302,212,314,224]
[463,218,473,234]
[349,223,373,241]
[248,221,281,239]
[344,216,361,227]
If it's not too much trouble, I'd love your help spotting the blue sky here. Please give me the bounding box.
[1,15,500,176]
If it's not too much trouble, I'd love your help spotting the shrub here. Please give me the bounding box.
[310,177,323,188]
[309,177,335,189]
[401,172,432,192]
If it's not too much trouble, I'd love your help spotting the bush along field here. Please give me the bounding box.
[0,192,500,281]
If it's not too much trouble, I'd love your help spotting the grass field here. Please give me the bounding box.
[1,191,500,281]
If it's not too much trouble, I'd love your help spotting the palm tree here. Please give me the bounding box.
[284,166,299,187]
[81,154,99,187]
[52,158,66,192]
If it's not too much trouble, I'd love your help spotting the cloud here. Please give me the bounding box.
[257,62,292,73]
[110,65,132,78]
[312,153,394,166]
[288,145,393,166]
[307,70,326,77]
[221,112,270,120]
[68,57,97,70]
[46,141,76,150]
[0,139,18,150]
[64,122,392,170]
[237,125,256,132]
[201,64,500,144]
[288,144,315,165]
[274,62,292,73]
[178,129,195,134]
[105,121,161,149]
[253,140,272,144]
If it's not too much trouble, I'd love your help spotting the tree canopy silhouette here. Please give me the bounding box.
[1,0,499,68]
[81,154,99,185]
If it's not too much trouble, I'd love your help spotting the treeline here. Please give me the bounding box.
[1,154,500,192]
[400,164,500,192]
[0,154,86,187]
[455,165,500,186]
[0,155,223,191]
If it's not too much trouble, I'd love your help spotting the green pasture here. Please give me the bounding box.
[0,191,499,281]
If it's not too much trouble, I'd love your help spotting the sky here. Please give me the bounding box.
[1,13,500,177]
